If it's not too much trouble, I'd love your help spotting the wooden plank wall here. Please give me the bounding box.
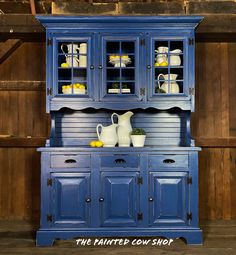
[192,42,236,220]
[0,40,235,221]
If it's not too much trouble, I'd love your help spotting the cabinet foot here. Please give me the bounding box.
[183,230,203,245]
[36,231,55,247]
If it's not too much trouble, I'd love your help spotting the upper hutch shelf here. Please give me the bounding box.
[36,15,203,112]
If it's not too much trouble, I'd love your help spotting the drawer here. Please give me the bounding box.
[51,154,90,168]
[148,154,188,169]
[100,155,139,168]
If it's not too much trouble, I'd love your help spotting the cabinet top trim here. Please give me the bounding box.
[36,15,203,29]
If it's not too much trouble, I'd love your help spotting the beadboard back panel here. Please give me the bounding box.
[51,109,190,147]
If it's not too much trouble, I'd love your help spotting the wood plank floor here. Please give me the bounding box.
[0,220,235,255]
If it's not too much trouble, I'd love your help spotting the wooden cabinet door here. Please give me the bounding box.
[100,171,140,227]
[50,172,91,227]
[149,171,189,226]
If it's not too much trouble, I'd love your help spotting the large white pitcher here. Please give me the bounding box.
[61,43,79,67]
[157,73,179,94]
[96,124,118,147]
[111,111,133,147]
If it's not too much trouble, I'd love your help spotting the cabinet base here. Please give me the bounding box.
[36,228,203,246]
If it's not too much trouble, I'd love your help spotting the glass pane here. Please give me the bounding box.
[107,42,120,54]
[170,68,183,80]
[107,69,120,81]
[107,82,120,94]
[73,69,87,82]
[57,41,88,95]
[121,82,134,94]
[58,68,71,81]
[170,41,183,52]
[121,41,135,54]
[122,69,135,81]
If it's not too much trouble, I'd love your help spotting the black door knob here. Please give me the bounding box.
[147,65,151,69]
[99,198,104,202]
[149,197,154,202]
[90,65,94,69]
[98,65,103,69]
[85,198,91,203]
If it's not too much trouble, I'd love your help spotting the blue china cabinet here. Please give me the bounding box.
[36,16,203,246]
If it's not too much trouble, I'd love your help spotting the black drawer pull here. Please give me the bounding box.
[64,159,77,164]
[163,159,175,164]
[99,198,104,202]
[115,158,126,164]
[149,197,154,202]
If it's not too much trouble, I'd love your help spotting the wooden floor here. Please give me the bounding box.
[0,221,235,255]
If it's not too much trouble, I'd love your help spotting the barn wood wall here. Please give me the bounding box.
[0,39,235,221]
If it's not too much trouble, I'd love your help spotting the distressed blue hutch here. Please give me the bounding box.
[36,16,203,246]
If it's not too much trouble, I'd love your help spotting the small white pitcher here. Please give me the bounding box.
[96,124,118,147]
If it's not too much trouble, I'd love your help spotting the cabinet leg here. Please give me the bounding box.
[36,231,55,247]
[184,231,203,245]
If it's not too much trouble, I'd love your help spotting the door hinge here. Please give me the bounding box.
[47,214,53,222]
[47,178,52,186]
[47,88,52,96]
[137,213,143,221]
[47,38,52,46]
[187,177,192,185]
[189,87,195,95]
[140,38,145,46]
[187,213,192,221]
[188,38,194,45]
[137,177,143,185]
[140,88,145,96]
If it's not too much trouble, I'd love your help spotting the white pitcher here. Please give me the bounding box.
[61,43,79,54]
[61,43,79,67]
[78,43,87,67]
[111,111,133,147]
[170,49,182,66]
[157,73,179,94]
[96,124,118,147]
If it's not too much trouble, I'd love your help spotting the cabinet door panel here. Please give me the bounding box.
[100,171,139,226]
[100,34,142,102]
[149,171,189,226]
[52,35,94,100]
[51,172,90,227]
[147,35,189,100]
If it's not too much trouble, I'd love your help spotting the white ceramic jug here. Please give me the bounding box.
[170,49,182,66]
[96,124,118,147]
[157,73,179,94]
[78,43,87,67]
[111,111,133,147]
[61,43,79,55]
[61,43,79,67]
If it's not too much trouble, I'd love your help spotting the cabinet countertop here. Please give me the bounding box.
[37,146,201,152]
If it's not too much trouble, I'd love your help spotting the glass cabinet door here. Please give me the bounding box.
[54,36,93,100]
[148,37,188,100]
[100,35,141,101]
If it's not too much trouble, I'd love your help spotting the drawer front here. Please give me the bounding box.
[100,155,139,168]
[149,154,188,169]
[51,155,90,168]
